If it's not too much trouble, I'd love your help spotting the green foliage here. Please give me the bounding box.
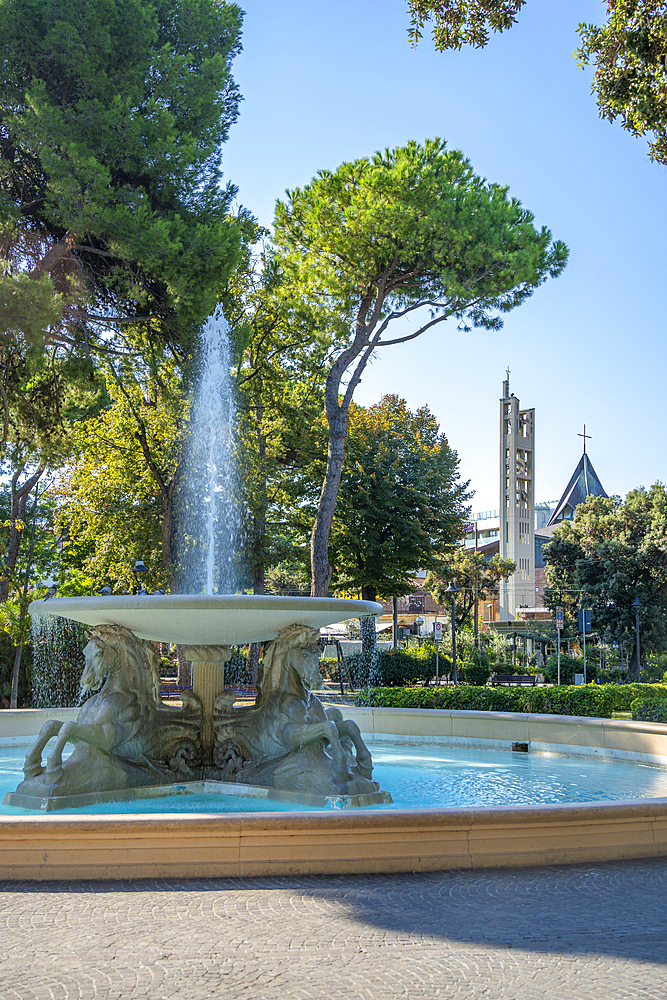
[356,684,618,718]
[0,0,245,349]
[544,486,667,660]
[426,549,515,628]
[54,360,185,593]
[407,0,525,50]
[347,647,439,687]
[605,683,667,711]
[463,649,492,685]
[544,653,596,685]
[406,1,667,165]
[578,1,667,165]
[0,634,32,707]
[275,139,567,345]
[227,237,329,593]
[329,395,471,601]
[273,137,566,595]
[631,697,667,722]
[31,619,87,707]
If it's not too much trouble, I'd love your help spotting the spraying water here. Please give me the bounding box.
[178,310,241,594]
[31,615,88,707]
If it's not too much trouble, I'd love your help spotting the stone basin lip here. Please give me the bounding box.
[28,594,383,645]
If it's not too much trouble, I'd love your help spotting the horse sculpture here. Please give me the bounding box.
[213,623,379,797]
[17,624,202,800]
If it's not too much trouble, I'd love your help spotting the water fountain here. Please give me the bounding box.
[4,311,390,811]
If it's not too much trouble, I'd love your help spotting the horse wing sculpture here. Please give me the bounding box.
[17,624,202,800]
[213,623,379,797]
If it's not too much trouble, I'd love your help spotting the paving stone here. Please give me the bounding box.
[1,859,667,999]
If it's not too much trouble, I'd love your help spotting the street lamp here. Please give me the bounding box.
[132,558,149,595]
[444,581,460,685]
[632,597,642,682]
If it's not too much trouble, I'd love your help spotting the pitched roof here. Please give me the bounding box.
[546,453,607,527]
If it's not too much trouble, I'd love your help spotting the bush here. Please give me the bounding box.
[355,684,618,718]
[463,650,492,686]
[347,647,439,687]
[0,635,33,708]
[631,697,667,723]
[606,683,667,711]
[544,653,596,685]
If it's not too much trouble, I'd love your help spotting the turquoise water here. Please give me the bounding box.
[2,741,667,815]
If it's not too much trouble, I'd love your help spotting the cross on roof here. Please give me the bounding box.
[578,424,591,455]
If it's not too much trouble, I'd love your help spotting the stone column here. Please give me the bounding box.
[183,645,232,764]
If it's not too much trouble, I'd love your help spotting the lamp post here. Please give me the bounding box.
[132,558,149,595]
[444,581,460,685]
[632,597,642,682]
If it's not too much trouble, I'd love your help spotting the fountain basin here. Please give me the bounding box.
[2,709,667,879]
[28,594,382,645]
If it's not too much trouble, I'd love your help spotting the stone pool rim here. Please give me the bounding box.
[2,705,667,880]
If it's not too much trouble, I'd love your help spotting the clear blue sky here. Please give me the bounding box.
[222,0,667,512]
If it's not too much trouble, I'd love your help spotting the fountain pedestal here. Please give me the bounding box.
[183,645,231,764]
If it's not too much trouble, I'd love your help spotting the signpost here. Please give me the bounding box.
[433,620,443,684]
[556,607,563,686]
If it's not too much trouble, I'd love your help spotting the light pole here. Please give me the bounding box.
[132,558,149,595]
[632,597,642,682]
[444,581,460,685]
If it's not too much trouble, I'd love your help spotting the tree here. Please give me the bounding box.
[0,333,107,603]
[54,357,186,594]
[328,395,471,603]
[408,0,667,165]
[226,237,329,599]
[273,138,567,595]
[426,548,515,628]
[544,485,667,670]
[0,0,245,351]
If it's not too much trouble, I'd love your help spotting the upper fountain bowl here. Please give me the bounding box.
[28,595,383,645]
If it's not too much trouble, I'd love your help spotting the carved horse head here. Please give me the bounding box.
[81,624,155,698]
[259,623,322,697]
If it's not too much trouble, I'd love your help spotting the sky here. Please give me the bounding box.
[221,0,667,514]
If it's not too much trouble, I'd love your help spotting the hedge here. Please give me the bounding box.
[355,682,667,718]
[604,683,667,711]
[355,684,618,717]
[631,697,667,723]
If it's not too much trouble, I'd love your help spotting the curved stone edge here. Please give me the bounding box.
[1,798,667,881]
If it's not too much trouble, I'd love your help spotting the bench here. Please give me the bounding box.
[159,683,259,700]
[491,673,536,687]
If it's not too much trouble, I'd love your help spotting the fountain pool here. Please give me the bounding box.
[3,739,667,815]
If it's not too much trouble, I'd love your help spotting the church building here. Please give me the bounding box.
[468,378,608,624]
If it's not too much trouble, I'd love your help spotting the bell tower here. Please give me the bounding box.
[499,373,535,620]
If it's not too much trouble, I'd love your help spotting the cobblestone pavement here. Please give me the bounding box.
[2,859,667,999]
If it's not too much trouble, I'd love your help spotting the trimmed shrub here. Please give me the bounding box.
[631,698,667,723]
[604,683,667,711]
[463,650,492,686]
[355,684,617,718]
[347,647,439,687]
[544,653,596,685]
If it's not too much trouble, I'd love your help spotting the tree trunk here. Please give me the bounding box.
[0,467,42,604]
[10,643,22,709]
[177,646,192,688]
[311,405,348,596]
